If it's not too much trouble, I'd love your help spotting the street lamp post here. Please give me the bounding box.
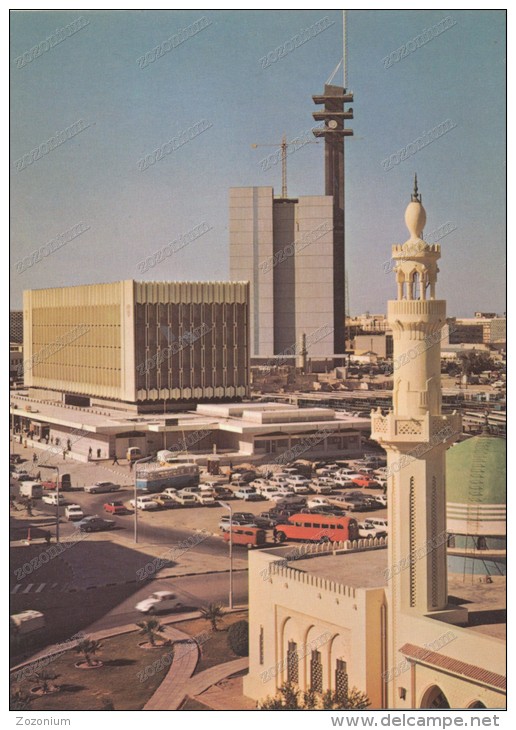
[219,501,233,609]
[134,455,153,544]
[39,465,60,543]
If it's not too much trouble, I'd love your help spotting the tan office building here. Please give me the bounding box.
[22,280,249,405]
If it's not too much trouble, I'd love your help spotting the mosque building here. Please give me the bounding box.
[243,182,506,710]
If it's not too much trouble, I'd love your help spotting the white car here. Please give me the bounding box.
[268,476,290,488]
[367,517,389,530]
[333,475,355,488]
[374,495,387,507]
[307,496,331,509]
[199,484,217,494]
[269,492,296,503]
[275,494,305,506]
[289,483,311,494]
[135,591,183,615]
[234,487,262,501]
[194,492,216,506]
[257,485,283,499]
[357,521,388,539]
[287,475,311,487]
[42,493,67,506]
[310,480,333,495]
[171,492,197,506]
[130,496,159,510]
[65,504,84,521]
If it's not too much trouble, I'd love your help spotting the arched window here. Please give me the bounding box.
[468,701,487,709]
[310,650,323,693]
[447,534,456,548]
[287,641,299,684]
[420,685,451,709]
[335,659,349,704]
[476,536,488,550]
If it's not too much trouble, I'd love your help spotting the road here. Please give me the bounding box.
[85,570,249,633]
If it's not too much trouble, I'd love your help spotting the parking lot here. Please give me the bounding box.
[11,444,388,550]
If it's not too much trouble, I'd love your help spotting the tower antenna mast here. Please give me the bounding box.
[343,10,348,88]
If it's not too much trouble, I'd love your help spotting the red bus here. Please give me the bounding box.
[223,526,267,549]
[274,513,359,543]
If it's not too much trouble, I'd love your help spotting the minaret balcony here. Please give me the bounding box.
[370,410,461,447]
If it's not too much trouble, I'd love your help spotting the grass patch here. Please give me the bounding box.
[176,611,247,674]
[11,629,176,711]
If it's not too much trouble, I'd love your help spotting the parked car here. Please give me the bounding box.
[373,494,387,507]
[219,515,257,531]
[15,472,34,482]
[135,591,183,614]
[213,486,235,500]
[65,504,84,521]
[234,486,262,501]
[10,454,24,464]
[75,516,116,532]
[288,482,311,495]
[254,484,277,498]
[357,521,388,539]
[366,517,389,531]
[177,486,200,496]
[103,501,128,515]
[130,496,159,510]
[194,492,216,506]
[84,481,120,494]
[333,475,355,488]
[307,496,331,509]
[350,475,379,489]
[273,495,305,508]
[310,480,333,495]
[42,492,66,506]
[151,494,177,509]
[306,506,347,517]
[269,491,295,503]
[171,492,197,507]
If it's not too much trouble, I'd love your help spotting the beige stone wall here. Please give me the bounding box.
[243,549,386,708]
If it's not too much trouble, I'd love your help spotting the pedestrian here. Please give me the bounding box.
[36,471,41,481]
[32,453,37,464]
[273,527,279,544]
[112,455,119,465]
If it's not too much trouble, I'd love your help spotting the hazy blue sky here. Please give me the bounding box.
[10,9,506,316]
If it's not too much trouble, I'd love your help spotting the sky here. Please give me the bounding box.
[10,9,506,317]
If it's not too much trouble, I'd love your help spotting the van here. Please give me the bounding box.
[223,526,266,548]
[126,446,142,462]
[19,482,43,500]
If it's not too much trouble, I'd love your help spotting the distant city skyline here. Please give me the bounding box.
[10,9,506,316]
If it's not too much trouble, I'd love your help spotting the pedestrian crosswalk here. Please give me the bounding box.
[10,582,75,595]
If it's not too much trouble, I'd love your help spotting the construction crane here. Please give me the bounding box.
[251,133,289,198]
[251,133,318,199]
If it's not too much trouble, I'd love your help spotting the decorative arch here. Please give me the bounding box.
[420,684,451,709]
[467,701,487,709]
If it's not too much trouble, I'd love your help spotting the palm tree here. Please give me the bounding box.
[200,603,225,632]
[33,669,59,694]
[136,618,166,647]
[75,638,102,667]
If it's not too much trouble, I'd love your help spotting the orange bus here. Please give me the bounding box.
[274,513,359,543]
[223,526,267,549]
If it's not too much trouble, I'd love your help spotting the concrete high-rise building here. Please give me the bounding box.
[23,280,249,406]
[230,187,335,360]
[230,84,354,363]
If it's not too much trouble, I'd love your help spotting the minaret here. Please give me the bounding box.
[370,180,463,703]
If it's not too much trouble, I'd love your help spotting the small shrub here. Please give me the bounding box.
[227,620,249,657]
